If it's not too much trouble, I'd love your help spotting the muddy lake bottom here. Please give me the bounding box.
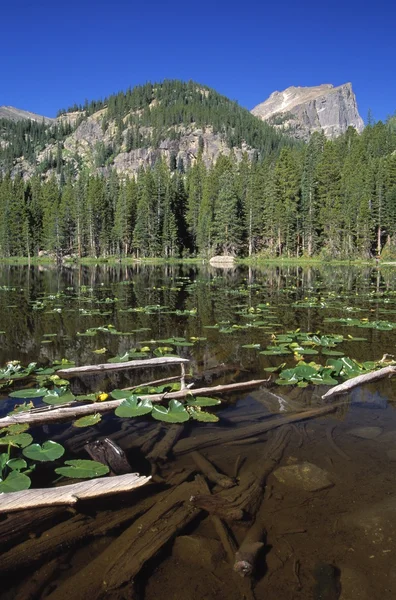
[0,263,396,599]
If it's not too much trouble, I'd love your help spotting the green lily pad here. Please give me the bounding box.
[23,441,65,462]
[9,388,48,399]
[55,459,110,479]
[186,397,221,407]
[115,396,153,418]
[0,433,33,448]
[6,458,28,471]
[188,408,219,422]
[0,471,31,493]
[42,389,76,405]
[322,350,345,357]
[73,414,102,428]
[110,389,128,400]
[152,400,190,423]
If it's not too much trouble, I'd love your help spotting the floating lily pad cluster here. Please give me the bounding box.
[275,356,392,387]
[324,317,396,330]
[113,394,220,423]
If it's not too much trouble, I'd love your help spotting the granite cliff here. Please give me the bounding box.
[251,83,364,139]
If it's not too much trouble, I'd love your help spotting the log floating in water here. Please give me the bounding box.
[57,356,190,377]
[0,472,151,513]
[321,365,396,400]
[0,379,270,428]
[46,476,209,600]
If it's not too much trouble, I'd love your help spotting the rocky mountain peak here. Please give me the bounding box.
[0,105,53,123]
[251,83,364,139]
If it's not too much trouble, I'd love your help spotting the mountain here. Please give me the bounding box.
[0,80,296,179]
[0,106,53,123]
[251,83,364,140]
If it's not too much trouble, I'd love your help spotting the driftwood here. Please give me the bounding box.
[0,379,270,428]
[146,424,184,463]
[84,438,132,474]
[0,472,151,513]
[46,476,209,600]
[191,426,291,521]
[192,451,236,489]
[57,356,190,377]
[322,365,396,400]
[234,519,266,577]
[174,403,342,455]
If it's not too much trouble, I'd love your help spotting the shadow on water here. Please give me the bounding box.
[1,263,396,599]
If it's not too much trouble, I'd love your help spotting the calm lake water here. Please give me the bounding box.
[1,263,396,599]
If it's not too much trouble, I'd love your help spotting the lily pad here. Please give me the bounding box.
[115,396,153,418]
[152,400,190,423]
[0,433,33,448]
[23,441,65,462]
[55,459,110,479]
[0,471,31,493]
[188,407,219,422]
[73,414,102,428]
[9,388,48,399]
[186,397,221,407]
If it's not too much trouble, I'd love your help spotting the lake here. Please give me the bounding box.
[1,262,396,599]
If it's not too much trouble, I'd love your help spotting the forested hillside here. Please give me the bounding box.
[0,118,395,260]
[0,80,294,180]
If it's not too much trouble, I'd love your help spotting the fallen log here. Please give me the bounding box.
[322,365,396,400]
[0,379,270,428]
[174,403,343,455]
[0,472,151,513]
[192,451,236,489]
[57,356,190,377]
[121,374,182,391]
[46,476,209,600]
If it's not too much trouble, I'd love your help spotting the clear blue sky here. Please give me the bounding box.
[1,0,394,123]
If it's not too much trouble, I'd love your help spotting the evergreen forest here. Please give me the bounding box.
[0,81,396,261]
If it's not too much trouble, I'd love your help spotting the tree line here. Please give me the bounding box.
[0,120,395,260]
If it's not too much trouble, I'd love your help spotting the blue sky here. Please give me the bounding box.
[1,0,395,122]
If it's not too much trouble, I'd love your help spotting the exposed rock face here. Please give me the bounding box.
[251,83,364,139]
[0,106,53,123]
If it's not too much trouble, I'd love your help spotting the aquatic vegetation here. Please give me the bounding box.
[54,459,110,479]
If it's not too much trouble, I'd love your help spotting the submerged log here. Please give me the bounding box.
[192,451,236,489]
[234,519,266,577]
[321,365,396,400]
[146,424,184,463]
[0,472,151,513]
[57,356,190,377]
[0,379,270,428]
[46,476,209,600]
[191,426,291,521]
[174,403,342,455]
